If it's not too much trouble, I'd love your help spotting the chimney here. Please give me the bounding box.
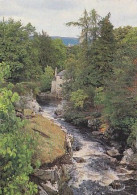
[55,67,57,77]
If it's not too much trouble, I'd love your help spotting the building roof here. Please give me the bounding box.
[57,70,67,76]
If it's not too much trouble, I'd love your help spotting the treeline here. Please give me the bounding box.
[0,19,67,194]
[0,18,67,88]
[64,9,137,148]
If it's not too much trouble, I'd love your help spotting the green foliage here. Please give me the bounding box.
[67,9,100,45]
[64,108,88,126]
[0,19,40,82]
[100,42,137,141]
[0,63,10,83]
[0,87,37,194]
[13,82,40,97]
[65,9,137,148]
[94,87,105,105]
[0,66,37,194]
[88,13,116,87]
[37,32,66,72]
[40,66,54,92]
[52,39,67,70]
[70,89,88,108]
[127,120,137,148]
[37,31,55,71]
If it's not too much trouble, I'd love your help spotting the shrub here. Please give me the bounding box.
[40,66,54,92]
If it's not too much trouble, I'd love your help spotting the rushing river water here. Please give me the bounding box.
[41,100,137,195]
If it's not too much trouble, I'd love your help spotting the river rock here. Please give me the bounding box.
[41,181,58,195]
[55,101,67,117]
[59,183,73,195]
[128,153,137,170]
[107,147,120,157]
[26,99,41,113]
[15,94,41,113]
[120,148,134,165]
[92,131,103,136]
[88,118,101,130]
[38,186,49,195]
[34,168,59,182]
[73,157,86,163]
[66,134,73,156]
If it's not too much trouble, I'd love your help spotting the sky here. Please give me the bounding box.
[0,0,137,37]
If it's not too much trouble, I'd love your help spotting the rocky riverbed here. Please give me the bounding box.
[38,100,137,195]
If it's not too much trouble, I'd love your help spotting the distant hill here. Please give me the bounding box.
[51,36,79,46]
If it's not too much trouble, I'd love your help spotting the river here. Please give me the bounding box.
[41,100,137,195]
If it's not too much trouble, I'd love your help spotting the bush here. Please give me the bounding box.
[13,82,40,97]
[0,87,38,194]
[64,108,88,126]
[40,66,54,92]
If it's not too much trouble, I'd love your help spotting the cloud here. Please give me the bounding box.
[0,0,137,37]
[45,0,78,10]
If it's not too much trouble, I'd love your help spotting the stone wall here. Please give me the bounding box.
[51,76,65,98]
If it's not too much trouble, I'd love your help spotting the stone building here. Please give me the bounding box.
[51,68,66,98]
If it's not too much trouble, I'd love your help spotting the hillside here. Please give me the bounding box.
[51,36,79,46]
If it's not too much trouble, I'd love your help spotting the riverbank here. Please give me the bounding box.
[21,94,137,195]
[25,109,74,194]
[40,100,137,195]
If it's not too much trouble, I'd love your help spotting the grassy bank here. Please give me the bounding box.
[25,110,66,164]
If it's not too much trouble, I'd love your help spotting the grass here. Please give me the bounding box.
[25,110,66,164]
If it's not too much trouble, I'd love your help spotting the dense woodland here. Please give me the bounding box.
[0,9,137,194]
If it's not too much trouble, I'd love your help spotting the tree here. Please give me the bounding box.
[40,66,54,92]
[88,13,116,87]
[37,31,55,71]
[95,26,137,144]
[52,39,67,71]
[70,89,88,109]
[0,63,37,194]
[0,19,38,82]
[67,9,90,45]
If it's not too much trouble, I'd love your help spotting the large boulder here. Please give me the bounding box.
[34,167,59,182]
[38,186,49,195]
[88,118,101,130]
[120,148,134,165]
[121,149,137,170]
[41,181,58,195]
[15,94,41,113]
[65,134,73,156]
[73,157,86,163]
[55,100,67,117]
[92,131,103,136]
[128,153,137,170]
[107,147,120,157]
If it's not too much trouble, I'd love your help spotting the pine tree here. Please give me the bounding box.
[88,13,116,87]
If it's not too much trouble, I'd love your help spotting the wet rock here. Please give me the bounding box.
[75,146,80,151]
[88,118,101,130]
[59,183,73,195]
[54,101,67,117]
[41,181,58,195]
[15,94,41,113]
[38,185,49,195]
[34,168,59,182]
[37,92,57,103]
[107,147,120,157]
[128,153,137,170]
[73,157,86,163]
[54,109,62,116]
[66,134,73,156]
[92,131,103,136]
[108,181,125,192]
[120,148,134,165]
[110,157,117,163]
